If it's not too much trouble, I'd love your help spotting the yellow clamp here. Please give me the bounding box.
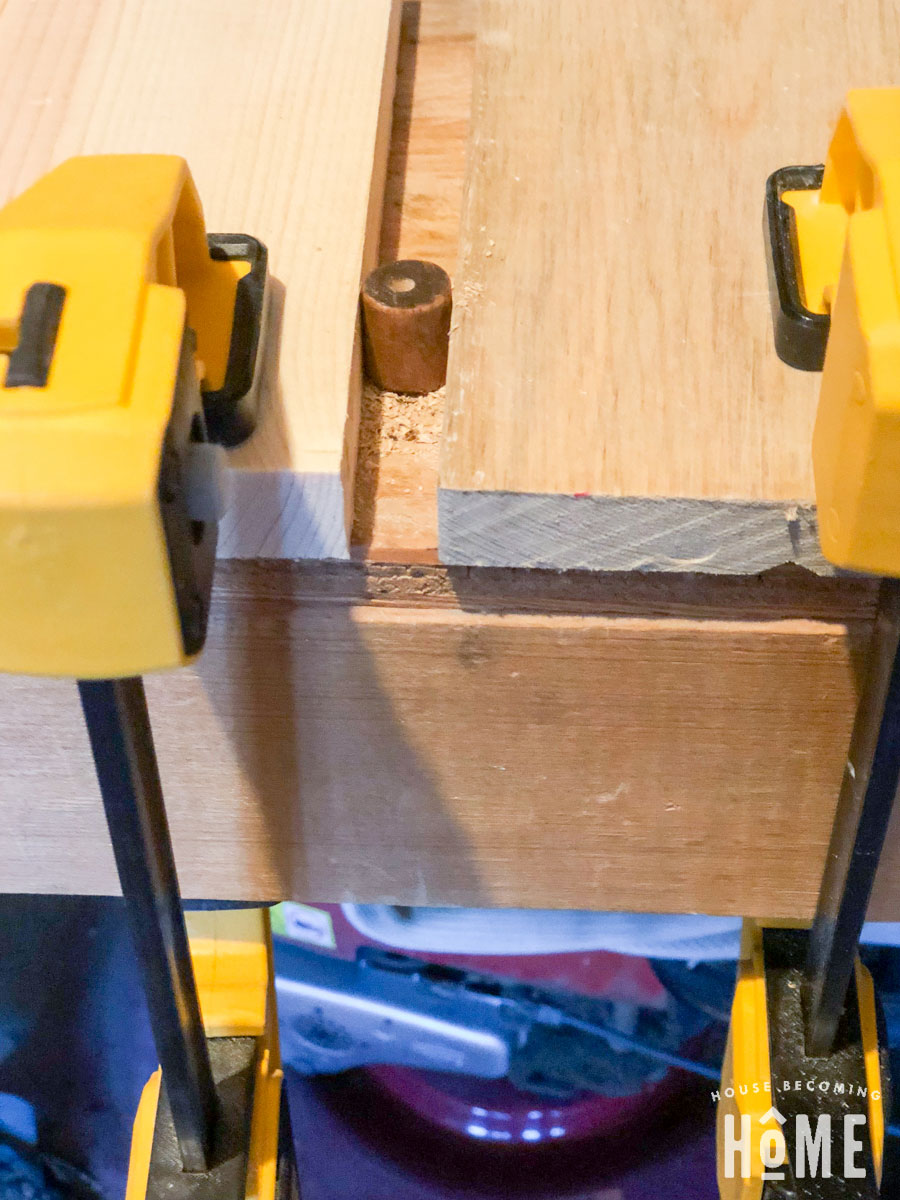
[770,90,900,576]
[0,156,265,679]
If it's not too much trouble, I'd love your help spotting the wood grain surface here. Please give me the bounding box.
[0,0,400,559]
[440,0,900,573]
[379,0,476,274]
[6,4,900,923]
[4,560,900,921]
[354,0,476,560]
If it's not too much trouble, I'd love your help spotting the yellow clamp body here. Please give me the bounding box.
[717,924,778,1200]
[0,156,246,678]
[126,908,284,1200]
[717,922,884,1199]
[784,90,900,575]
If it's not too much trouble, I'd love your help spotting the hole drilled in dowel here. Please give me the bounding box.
[387,275,416,294]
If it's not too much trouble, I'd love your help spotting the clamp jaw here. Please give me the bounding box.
[767,90,900,577]
[127,908,292,1200]
[0,156,266,678]
[718,924,887,1199]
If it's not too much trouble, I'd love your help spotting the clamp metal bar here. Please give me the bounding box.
[805,577,900,1056]
[78,677,218,1173]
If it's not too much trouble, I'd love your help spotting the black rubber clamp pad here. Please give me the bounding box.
[202,234,268,448]
[765,165,829,372]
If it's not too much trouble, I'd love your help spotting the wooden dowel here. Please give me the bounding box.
[361,260,452,394]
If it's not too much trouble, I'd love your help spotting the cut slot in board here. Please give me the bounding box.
[0,0,401,558]
[439,0,900,573]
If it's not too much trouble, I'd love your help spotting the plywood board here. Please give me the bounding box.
[2,561,899,921]
[0,0,400,558]
[439,0,900,572]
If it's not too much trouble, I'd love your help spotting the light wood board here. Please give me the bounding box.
[3,561,900,921]
[0,0,400,558]
[439,0,900,573]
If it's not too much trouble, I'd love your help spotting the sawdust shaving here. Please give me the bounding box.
[352,382,443,543]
